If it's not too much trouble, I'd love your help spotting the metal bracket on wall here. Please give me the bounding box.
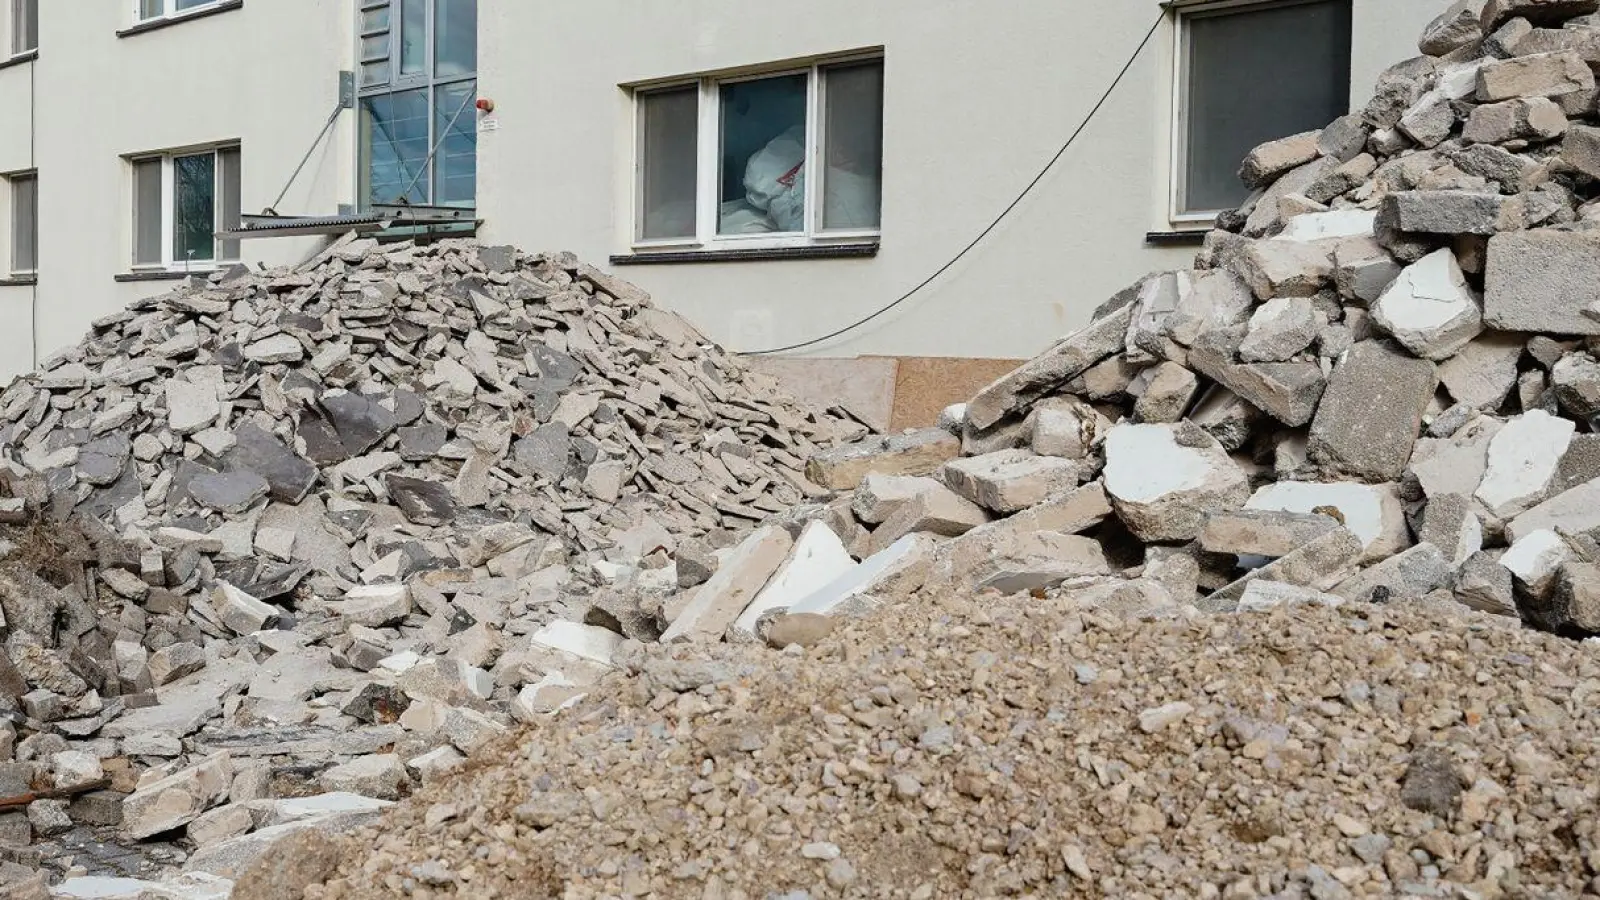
[338,70,356,109]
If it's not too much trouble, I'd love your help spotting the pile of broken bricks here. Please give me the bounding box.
[608,0,1600,662]
[0,237,867,891]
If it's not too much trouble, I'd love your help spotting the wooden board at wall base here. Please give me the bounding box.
[890,357,1027,432]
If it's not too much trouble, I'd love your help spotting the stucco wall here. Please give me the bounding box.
[476,0,1454,363]
[1,0,353,379]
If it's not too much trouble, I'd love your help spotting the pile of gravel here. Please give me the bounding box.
[284,591,1600,900]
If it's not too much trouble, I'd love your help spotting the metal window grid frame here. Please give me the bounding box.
[356,0,477,210]
[128,144,242,272]
[6,170,36,276]
[629,51,886,254]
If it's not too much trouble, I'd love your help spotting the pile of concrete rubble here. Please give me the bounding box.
[641,0,1600,655]
[0,238,866,892]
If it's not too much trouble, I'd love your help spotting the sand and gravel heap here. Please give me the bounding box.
[280,591,1600,900]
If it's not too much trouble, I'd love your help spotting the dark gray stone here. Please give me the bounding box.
[386,476,458,527]
[1400,746,1464,818]
[397,423,448,462]
[526,346,582,389]
[223,425,317,505]
[513,424,572,481]
[478,245,517,273]
[189,471,271,515]
[1310,342,1438,481]
[76,461,142,520]
[320,391,398,457]
[391,389,424,426]
[341,682,411,724]
[77,434,132,487]
[297,412,351,466]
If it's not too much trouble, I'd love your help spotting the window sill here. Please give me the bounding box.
[117,0,244,38]
[0,50,37,72]
[0,275,36,286]
[1144,230,1209,247]
[115,270,206,283]
[611,242,879,265]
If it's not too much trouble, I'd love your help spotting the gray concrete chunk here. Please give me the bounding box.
[941,449,1083,515]
[1309,342,1437,481]
[1199,509,1341,558]
[1372,249,1484,360]
[806,428,961,491]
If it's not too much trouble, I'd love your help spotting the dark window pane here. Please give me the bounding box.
[11,174,35,273]
[718,73,807,235]
[14,0,36,52]
[361,60,391,88]
[399,0,425,74]
[176,0,215,10]
[1182,0,1352,214]
[361,89,431,206]
[434,80,477,206]
[435,0,476,78]
[133,158,162,265]
[821,60,883,231]
[218,146,241,261]
[138,0,162,20]
[173,153,216,264]
[638,86,698,241]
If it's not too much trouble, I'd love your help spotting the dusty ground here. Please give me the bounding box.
[286,589,1599,899]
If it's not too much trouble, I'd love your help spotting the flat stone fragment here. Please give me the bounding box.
[1102,423,1249,542]
[1238,131,1320,189]
[1475,409,1575,517]
[1203,526,1365,612]
[1501,528,1572,596]
[1561,123,1600,179]
[1334,238,1402,304]
[221,425,317,504]
[1417,492,1484,564]
[732,521,856,639]
[318,754,406,801]
[1187,343,1326,427]
[319,391,397,457]
[1238,298,1319,363]
[1234,240,1334,300]
[1552,352,1600,419]
[244,334,305,364]
[166,379,219,435]
[1331,543,1453,603]
[530,621,624,666]
[805,428,961,491]
[1481,0,1600,33]
[953,530,1109,594]
[1198,509,1340,558]
[1487,231,1600,334]
[122,751,233,840]
[851,474,943,524]
[1245,481,1410,563]
[1134,362,1199,424]
[867,483,989,554]
[1456,551,1518,616]
[337,584,411,627]
[1438,333,1524,409]
[1506,476,1600,542]
[965,304,1133,431]
[941,449,1081,515]
[1476,50,1594,101]
[790,534,937,618]
[148,642,206,686]
[1463,96,1569,143]
[1422,0,1485,55]
[1373,249,1484,361]
[661,525,794,643]
[1379,191,1518,237]
[1309,341,1437,481]
[212,583,279,636]
[1237,580,1345,613]
[385,475,458,526]
[1539,561,1600,634]
[188,471,270,515]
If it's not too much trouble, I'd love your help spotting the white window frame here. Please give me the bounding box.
[9,0,37,57]
[132,0,230,25]
[5,170,36,277]
[630,52,885,254]
[128,144,240,273]
[1167,0,1349,228]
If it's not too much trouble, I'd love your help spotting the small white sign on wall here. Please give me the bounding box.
[479,117,500,132]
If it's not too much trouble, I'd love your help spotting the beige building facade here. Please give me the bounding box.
[0,0,1452,419]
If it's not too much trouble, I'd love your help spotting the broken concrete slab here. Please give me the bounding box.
[1418,492,1486,564]
[1102,423,1250,542]
[1203,526,1366,612]
[732,521,856,639]
[965,304,1133,431]
[1198,509,1341,558]
[1505,475,1600,541]
[1245,481,1411,563]
[1501,527,1573,597]
[1438,333,1525,409]
[1187,342,1326,427]
[211,583,279,636]
[789,534,937,618]
[1477,49,1596,101]
[1379,191,1521,236]
[1237,580,1346,613]
[1372,249,1484,361]
[866,484,989,553]
[1485,230,1600,334]
[805,429,961,491]
[1239,131,1322,189]
[1475,408,1576,517]
[122,751,233,840]
[1134,362,1200,424]
[336,584,411,628]
[660,526,793,643]
[1463,96,1569,144]
[941,449,1082,515]
[1238,297,1320,363]
[1309,341,1438,480]
[1331,542,1454,603]
[950,530,1110,595]
[1456,550,1518,616]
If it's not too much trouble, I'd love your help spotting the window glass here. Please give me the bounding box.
[13,0,36,53]
[361,89,431,205]
[638,86,699,241]
[434,80,477,206]
[138,0,162,20]
[820,60,884,231]
[1182,0,1351,214]
[435,0,476,78]
[361,6,390,32]
[11,175,35,273]
[175,0,215,10]
[218,147,241,261]
[133,159,163,266]
[173,153,216,264]
[718,74,808,235]
[399,0,425,75]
